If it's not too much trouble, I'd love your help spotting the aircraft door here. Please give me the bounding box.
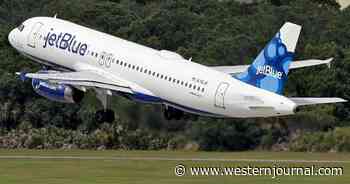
[214,82,229,109]
[27,22,43,48]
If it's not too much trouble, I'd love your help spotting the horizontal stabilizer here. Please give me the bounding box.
[291,58,333,69]
[289,97,347,106]
[211,58,333,75]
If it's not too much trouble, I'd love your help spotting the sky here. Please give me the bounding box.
[338,0,350,9]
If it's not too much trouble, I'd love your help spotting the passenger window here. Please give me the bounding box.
[185,83,188,87]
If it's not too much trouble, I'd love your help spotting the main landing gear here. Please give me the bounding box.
[163,105,198,121]
[163,105,184,120]
[95,89,115,123]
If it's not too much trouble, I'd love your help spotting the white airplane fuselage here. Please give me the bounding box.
[8,17,297,118]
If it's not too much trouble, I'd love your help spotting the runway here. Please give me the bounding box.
[0,155,348,163]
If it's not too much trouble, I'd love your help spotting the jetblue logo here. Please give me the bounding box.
[43,29,88,56]
[256,65,282,79]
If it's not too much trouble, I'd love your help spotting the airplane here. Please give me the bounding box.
[8,16,347,123]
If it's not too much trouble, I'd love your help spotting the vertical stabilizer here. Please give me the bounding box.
[236,22,301,94]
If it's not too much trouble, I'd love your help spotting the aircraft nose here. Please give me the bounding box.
[8,29,15,47]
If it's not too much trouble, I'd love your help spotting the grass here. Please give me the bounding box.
[0,150,349,184]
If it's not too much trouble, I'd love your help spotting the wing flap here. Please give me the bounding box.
[289,97,347,106]
[23,71,133,94]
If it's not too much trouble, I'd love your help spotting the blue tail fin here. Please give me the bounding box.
[236,22,301,94]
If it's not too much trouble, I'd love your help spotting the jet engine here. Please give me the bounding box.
[32,78,84,103]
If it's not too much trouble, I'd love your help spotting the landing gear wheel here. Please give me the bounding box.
[95,110,105,123]
[163,105,184,121]
[174,110,184,120]
[104,109,115,123]
[95,89,115,123]
[95,109,115,123]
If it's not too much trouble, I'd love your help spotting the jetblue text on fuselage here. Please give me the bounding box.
[43,29,88,56]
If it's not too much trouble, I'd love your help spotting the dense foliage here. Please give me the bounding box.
[1,0,350,151]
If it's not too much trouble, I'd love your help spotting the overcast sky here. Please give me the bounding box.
[338,0,350,9]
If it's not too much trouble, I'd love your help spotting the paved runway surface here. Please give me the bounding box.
[0,156,348,163]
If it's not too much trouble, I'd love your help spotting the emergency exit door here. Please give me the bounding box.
[215,82,229,109]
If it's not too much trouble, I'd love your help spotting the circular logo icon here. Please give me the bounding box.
[175,164,186,177]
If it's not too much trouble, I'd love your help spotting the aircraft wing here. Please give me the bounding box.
[289,97,347,106]
[21,70,134,94]
[211,58,333,75]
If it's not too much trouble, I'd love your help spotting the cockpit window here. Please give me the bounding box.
[17,24,25,32]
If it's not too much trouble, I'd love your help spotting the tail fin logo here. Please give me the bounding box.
[257,32,292,78]
[236,32,294,94]
[256,65,283,79]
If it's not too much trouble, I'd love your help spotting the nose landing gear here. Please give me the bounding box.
[95,89,115,123]
[95,109,115,123]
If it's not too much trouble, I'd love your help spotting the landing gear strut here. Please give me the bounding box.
[95,89,115,123]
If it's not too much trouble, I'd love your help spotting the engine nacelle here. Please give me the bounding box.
[32,79,84,103]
